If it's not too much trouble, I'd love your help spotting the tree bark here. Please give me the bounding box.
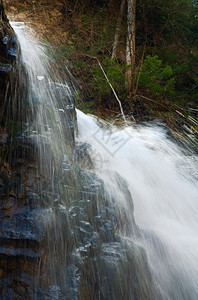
[126,0,136,96]
[112,0,126,59]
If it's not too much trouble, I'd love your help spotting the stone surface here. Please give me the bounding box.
[0,3,49,298]
[0,2,156,299]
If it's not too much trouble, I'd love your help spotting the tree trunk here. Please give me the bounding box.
[126,0,136,96]
[112,0,126,59]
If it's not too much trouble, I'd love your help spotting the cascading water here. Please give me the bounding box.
[9,22,198,300]
[11,22,76,175]
[77,110,198,299]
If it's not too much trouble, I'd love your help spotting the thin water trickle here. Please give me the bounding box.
[11,22,198,299]
[11,22,75,175]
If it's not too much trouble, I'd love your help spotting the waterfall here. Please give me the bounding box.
[77,109,198,299]
[11,22,76,175]
[10,22,198,299]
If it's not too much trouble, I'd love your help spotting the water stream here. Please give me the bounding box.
[11,22,198,299]
[77,110,198,299]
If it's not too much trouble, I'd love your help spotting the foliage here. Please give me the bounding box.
[91,57,126,98]
[41,0,198,111]
[76,100,94,114]
[54,44,76,63]
[138,55,175,97]
[136,0,198,47]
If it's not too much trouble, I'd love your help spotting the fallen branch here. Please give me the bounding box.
[137,94,198,131]
[82,54,130,122]
[136,94,173,112]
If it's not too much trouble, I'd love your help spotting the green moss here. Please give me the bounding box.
[76,101,94,114]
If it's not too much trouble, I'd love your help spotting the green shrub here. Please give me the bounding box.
[91,57,126,98]
[138,55,175,97]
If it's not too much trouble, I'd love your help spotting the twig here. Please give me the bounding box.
[136,94,173,112]
[138,94,198,131]
[82,54,130,122]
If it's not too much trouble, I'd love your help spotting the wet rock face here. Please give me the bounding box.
[62,167,155,300]
[0,3,48,298]
[0,5,17,124]
[0,136,50,298]
[0,3,155,300]
[0,5,26,127]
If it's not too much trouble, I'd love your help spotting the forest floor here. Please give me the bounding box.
[4,1,198,151]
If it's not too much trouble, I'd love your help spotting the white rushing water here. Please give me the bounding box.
[77,109,198,300]
[11,21,198,299]
[11,22,75,175]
